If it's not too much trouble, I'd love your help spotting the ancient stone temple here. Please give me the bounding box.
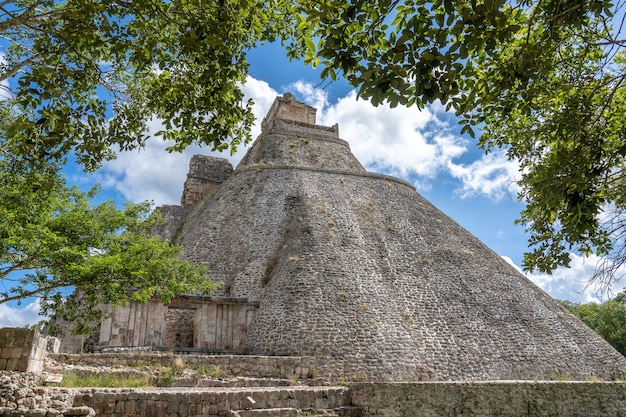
[96,93,626,381]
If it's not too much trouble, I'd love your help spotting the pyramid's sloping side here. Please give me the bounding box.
[177,131,626,382]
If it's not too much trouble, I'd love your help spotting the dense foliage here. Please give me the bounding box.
[0,156,214,332]
[559,292,626,356]
[0,0,295,171]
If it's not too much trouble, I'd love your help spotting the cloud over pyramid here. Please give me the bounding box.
[140,94,626,381]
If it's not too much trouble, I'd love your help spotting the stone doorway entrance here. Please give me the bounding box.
[165,308,195,348]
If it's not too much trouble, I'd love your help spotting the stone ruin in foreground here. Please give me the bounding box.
[72,93,626,382]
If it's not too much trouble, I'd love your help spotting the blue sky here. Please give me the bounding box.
[1,42,622,327]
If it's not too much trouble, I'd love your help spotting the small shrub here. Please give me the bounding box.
[290,375,298,386]
[307,368,319,379]
[157,365,182,387]
[196,365,228,379]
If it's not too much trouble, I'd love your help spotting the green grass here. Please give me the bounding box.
[196,364,228,378]
[59,371,151,388]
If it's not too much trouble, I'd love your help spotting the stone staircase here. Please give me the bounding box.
[46,353,363,417]
[66,385,361,417]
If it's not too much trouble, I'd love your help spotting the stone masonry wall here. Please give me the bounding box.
[0,328,48,373]
[165,309,194,348]
[351,381,626,416]
[71,386,352,417]
[49,353,316,380]
[149,205,189,243]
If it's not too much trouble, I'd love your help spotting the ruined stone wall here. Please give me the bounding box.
[351,381,626,416]
[149,205,189,242]
[0,329,48,373]
[181,155,233,207]
[0,371,77,413]
[261,92,317,131]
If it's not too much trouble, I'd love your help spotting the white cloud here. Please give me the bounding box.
[288,80,329,113]
[240,77,279,139]
[448,151,521,201]
[0,299,42,328]
[503,254,626,303]
[0,52,11,100]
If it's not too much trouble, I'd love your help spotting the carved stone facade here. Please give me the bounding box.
[98,298,258,352]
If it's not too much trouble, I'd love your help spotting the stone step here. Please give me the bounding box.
[46,364,294,388]
[71,386,354,416]
[298,407,363,417]
[196,377,292,388]
[229,407,363,417]
[229,408,298,417]
[167,376,293,388]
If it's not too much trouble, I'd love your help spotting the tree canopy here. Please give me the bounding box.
[0,155,215,332]
[559,292,626,356]
[0,0,295,171]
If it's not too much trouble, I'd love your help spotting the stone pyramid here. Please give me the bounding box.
[172,93,626,381]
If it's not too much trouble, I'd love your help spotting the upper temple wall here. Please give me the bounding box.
[261,92,317,130]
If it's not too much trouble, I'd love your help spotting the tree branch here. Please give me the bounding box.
[0,5,63,33]
[0,56,36,83]
[0,285,59,304]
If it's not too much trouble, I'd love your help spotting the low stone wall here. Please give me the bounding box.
[5,369,626,417]
[0,371,75,412]
[71,386,351,417]
[49,353,316,379]
[0,328,48,373]
[351,381,626,416]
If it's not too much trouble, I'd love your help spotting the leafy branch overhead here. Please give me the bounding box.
[0,157,214,332]
[0,0,297,171]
